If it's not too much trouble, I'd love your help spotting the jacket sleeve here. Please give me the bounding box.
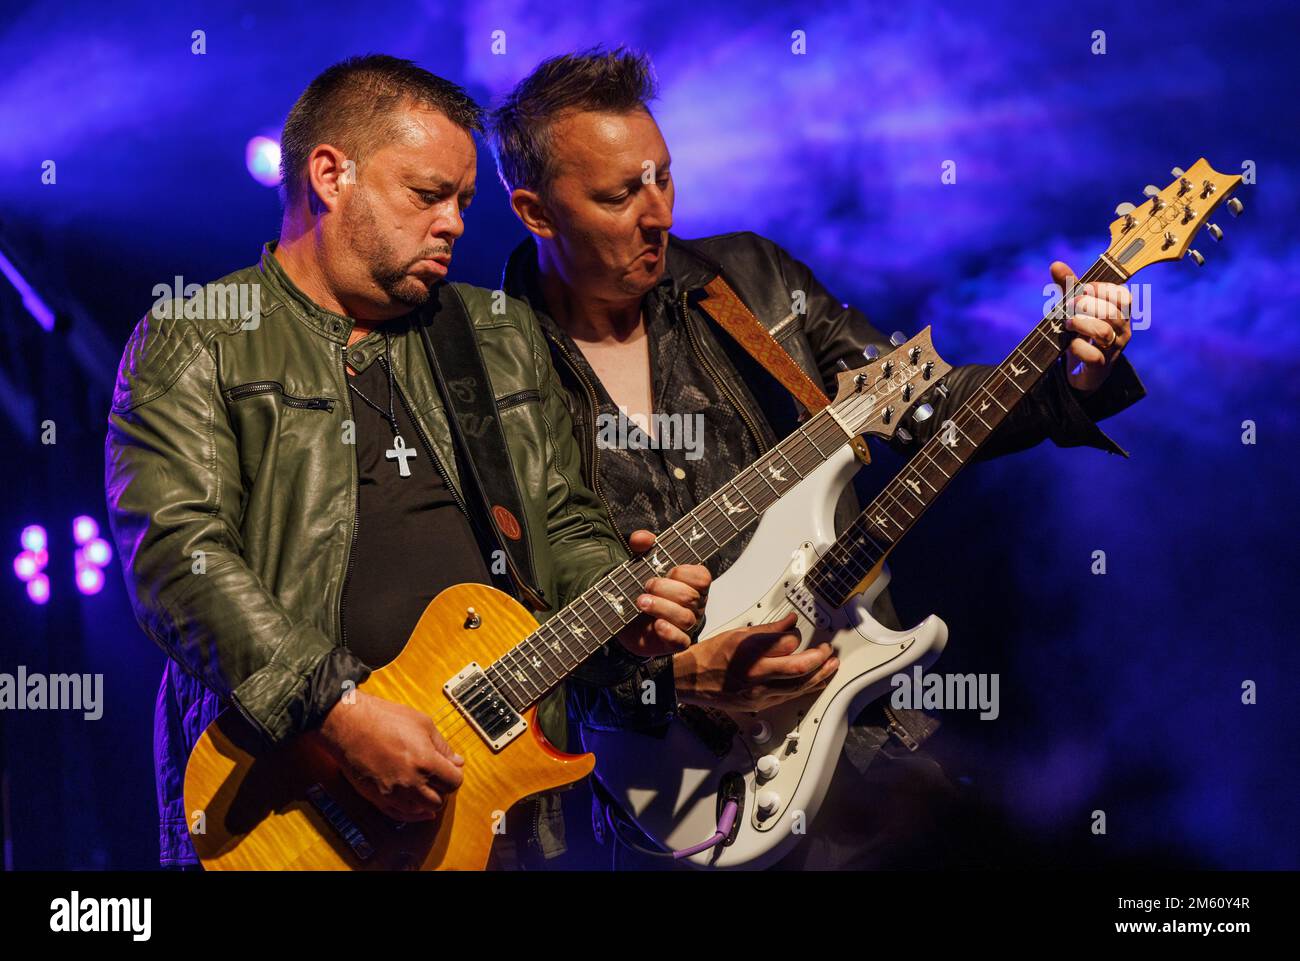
[771,237,1146,460]
[104,311,368,746]
[523,304,652,688]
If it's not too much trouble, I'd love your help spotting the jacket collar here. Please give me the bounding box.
[258,241,358,346]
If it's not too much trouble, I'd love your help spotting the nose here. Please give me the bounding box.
[641,184,673,233]
[433,201,466,243]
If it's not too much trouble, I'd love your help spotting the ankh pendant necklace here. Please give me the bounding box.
[346,333,418,478]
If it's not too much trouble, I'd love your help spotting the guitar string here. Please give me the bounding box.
[807,259,1116,599]
[423,398,875,741]
[418,374,908,741]
[416,234,1142,748]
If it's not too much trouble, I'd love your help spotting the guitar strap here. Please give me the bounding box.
[415,282,548,611]
[697,274,872,465]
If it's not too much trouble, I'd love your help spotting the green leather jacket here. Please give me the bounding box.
[104,243,632,864]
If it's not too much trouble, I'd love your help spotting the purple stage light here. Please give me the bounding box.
[245,136,282,188]
[84,537,112,566]
[0,251,56,332]
[14,551,38,581]
[72,515,98,545]
[27,573,50,604]
[21,524,47,552]
[76,565,104,595]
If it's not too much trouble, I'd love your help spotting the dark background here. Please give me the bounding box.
[1,0,1296,869]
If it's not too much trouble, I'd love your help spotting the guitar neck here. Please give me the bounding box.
[806,255,1126,608]
[486,402,856,710]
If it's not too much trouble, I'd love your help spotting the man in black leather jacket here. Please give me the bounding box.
[489,48,1145,868]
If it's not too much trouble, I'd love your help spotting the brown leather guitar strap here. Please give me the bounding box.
[698,274,871,465]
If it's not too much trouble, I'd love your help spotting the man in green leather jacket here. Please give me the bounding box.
[103,55,709,867]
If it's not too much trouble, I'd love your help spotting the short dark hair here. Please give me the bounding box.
[279,54,484,204]
[488,46,658,195]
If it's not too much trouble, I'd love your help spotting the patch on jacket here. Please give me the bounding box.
[492,505,522,540]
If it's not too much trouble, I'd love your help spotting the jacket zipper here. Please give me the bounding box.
[677,290,770,457]
[225,380,335,411]
[337,361,360,651]
[496,388,542,411]
[881,703,921,752]
[383,353,548,613]
[543,334,630,554]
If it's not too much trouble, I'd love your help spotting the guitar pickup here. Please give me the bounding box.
[443,662,526,752]
[785,583,831,630]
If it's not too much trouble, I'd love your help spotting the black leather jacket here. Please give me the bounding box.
[502,230,1146,754]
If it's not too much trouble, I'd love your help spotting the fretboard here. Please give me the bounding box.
[806,256,1126,608]
[485,396,865,709]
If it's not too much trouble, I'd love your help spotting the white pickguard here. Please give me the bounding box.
[583,445,948,869]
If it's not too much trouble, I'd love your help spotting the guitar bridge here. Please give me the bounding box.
[444,662,527,751]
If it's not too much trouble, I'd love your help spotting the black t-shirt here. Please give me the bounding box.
[341,355,493,668]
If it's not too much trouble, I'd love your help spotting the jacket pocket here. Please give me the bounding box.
[495,388,541,412]
[223,380,336,411]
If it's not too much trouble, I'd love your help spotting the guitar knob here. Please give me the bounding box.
[1143,185,1165,209]
[755,790,781,819]
[896,427,913,443]
[1171,166,1185,177]
[464,607,481,629]
[889,330,907,347]
[913,403,934,423]
[1206,223,1223,242]
[934,382,950,399]
[862,344,881,361]
[748,720,772,744]
[1188,249,1205,267]
[835,358,850,371]
[1142,184,1160,197]
[756,755,781,781]
[1227,197,1244,217]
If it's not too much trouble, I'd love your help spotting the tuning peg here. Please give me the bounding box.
[934,382,950,399]
[896,427,913,444]
[1206,223,1223,242]
[922,360,935,379]
[1114,202,1137,230]
[913,403,934,423]
[889,330,907,347]
[1143,185,1165,210]
[862,344,881,361]
[908,346,922,363]
[1188,249,1205,267]
[836,358,850,372]
[1227,197,1244,217]
[1171,166,1185,177]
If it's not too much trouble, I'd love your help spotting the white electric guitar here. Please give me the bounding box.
[585,159,1245,868]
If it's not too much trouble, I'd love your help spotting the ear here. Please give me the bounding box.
[305,143,352,212]
[510,187,555,240]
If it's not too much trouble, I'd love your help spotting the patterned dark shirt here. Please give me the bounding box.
[543,278,767,579]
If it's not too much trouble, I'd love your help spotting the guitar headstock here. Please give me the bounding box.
[1106,158,1244,275]
[831,327,952,442]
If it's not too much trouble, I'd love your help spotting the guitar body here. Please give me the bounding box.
[183,584,594,870]
[584,447,948,869]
